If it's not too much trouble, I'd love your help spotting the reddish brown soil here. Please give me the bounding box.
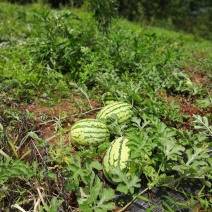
[22,95,100,121]
[17,95,101,145]
[158,91,211,129]
[183,66,211,90]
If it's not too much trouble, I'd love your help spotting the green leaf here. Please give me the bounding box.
[28,131,46,147]
[79,177,115,212]
[126,130,156,159]
[154,122,177,138]
[111,167,141,194]
[133,194,150,202]
[76,187,90,205]
[196,97,212,108]
[145,206,158,212]
[0,159,35,183]
[186,146,209,166]
[158,138,185,161]
[89,160,102,171]
[79,205,93,212]
[65,154,96,190]
[97,141,111,155]
[162,195,177,206]
[175,202,191,209]
[90,176,102,201]
[193,115,212,136]
[162,200,175,212]
[173,145,211,180]
[97,188,115,211]
[41,197,63,212]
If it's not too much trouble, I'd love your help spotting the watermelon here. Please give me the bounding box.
[70,119,110,146]
[102,92,118,105]
[97,102,133,125]
[102,137,141,185]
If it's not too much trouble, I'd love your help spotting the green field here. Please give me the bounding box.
[0,2,211,211]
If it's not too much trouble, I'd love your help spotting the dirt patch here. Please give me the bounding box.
[190,73,206,86]
[158,91,211,130]
[158,91,209,116]
[22,96,101,120]
[17,96,102,145]
[183,66,211,87]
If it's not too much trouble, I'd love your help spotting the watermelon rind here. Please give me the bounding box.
[97,102,133,125]
[70,118,110,146]
[102,92,118,105]
[102,137,141,185]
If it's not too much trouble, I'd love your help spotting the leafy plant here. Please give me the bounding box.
[193,115,212,137]
[79,177,115,212]
[109,167,141,194]
[40,197,64,212]
[86,0,118,34]
[196,97,212,108]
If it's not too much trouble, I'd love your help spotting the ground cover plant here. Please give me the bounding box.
[0,1,212,211]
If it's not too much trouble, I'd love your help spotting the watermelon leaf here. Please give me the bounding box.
[89,175,102,201]
[79,177,115,212]
[106,114,129,136]
[126,130,156,159]
[186,146,209,165]
[97,141,111,155]
[173,145,211,180]
[110,167,141,194]
[158,138,185,161]
[89,160,102,171]
[0,158,38,183]
[96,188,116,211]
[143,165,174,189]
[193,115,212,137]
[40,197,64,212]
[65,153,99,191]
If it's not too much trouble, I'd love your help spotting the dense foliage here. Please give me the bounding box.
[117,0,212,40]
[0,1,211,211]
[4,0,212,40]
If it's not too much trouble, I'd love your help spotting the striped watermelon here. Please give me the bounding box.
[97,102,133,125]
[102,92,118,105]
[102,137,141,185]
[70,119,110,146]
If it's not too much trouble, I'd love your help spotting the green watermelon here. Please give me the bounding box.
[102,137,141,185]
[70,119,110,146]
[97,102,133,125]
[102,92,118,105]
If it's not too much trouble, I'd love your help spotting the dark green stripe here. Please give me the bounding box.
[107,139,116,168]
[118,137,125,167]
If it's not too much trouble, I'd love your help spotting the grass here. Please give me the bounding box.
[0,1,212,211]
